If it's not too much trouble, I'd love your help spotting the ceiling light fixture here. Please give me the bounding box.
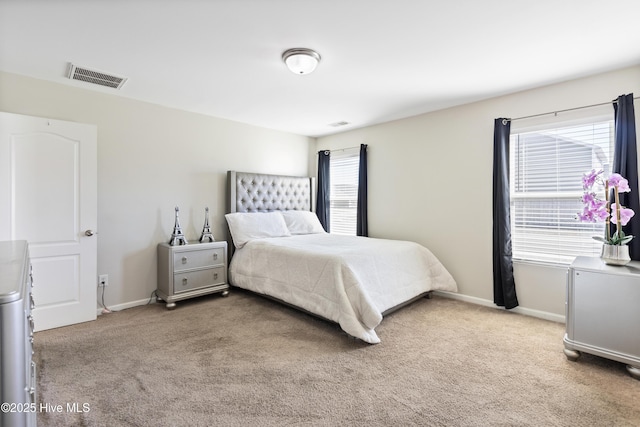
[282,48,321,75]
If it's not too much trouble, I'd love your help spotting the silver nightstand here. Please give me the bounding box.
[156,241,229,309]
[564,256,640,380]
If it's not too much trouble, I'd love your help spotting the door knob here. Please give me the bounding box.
[85,230,95,236]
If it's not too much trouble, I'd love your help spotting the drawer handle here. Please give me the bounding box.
[214,273,218,280]
[30,362,36,401]
[182,256,188,264]
[182,278,188,286]
[213,253,218,261]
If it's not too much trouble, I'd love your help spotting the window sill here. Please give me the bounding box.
[513,258,573,269]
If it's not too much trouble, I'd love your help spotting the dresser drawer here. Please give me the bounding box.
[174,266,226,293]
[173,247,224,271]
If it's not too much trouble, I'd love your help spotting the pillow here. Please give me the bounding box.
[281,210,326,235]
[225,211,291,249]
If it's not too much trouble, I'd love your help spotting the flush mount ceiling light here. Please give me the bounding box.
[282,48,321,75]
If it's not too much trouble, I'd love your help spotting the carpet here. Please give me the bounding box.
[34,291,640,426]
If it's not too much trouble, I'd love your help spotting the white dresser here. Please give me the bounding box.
[564,256,640,379]
[157,241,229,309]
[0,240,36,426]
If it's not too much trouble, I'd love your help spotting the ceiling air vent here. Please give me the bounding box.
[67,63,128,89]
[329,121,350,127]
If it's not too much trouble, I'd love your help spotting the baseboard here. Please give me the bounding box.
[96,297,156,316]
[96,290,565,324]
[433,291,566,324]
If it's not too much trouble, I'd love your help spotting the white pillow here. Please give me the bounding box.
[225,211,291,249]
[281,210,326,235]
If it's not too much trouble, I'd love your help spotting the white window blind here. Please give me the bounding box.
[510,120,614,264]
[330,153,359,235]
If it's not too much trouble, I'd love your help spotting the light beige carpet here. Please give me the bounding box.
[34,291,640,426]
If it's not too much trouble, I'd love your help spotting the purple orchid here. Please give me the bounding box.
[610,204,635,226]
[578,201,609,222]
[578,169,635,245]
[581,192,597,205]
[581,169,602,190]
[581,193,607,210]
[608,173,631,193]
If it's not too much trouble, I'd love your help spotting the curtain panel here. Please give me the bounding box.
[612,93,639,260]
[356,144,368,237]
[316,150,331,232]
[492,118,519,309]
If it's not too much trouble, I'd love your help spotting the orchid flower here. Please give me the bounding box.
[610,204,635,226]
[577,169,635,246]
[578,209,606,223]
[608,173,631,193]
[581,192,597,205]
[581,193,606,210]
[582,169,602,190]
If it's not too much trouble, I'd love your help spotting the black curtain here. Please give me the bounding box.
[612,93,640,260]
[316,150,331,232]
[356,144,368,237]
[492,118,519,309]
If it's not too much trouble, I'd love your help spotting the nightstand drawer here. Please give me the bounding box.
[174,266,226,293]
[173,247,224,271]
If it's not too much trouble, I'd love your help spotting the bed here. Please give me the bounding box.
[225,171,457,343]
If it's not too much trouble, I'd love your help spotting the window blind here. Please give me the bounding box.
[510,120,614,264]
[329,153,359,235]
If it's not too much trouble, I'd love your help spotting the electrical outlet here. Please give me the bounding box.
[98,274,109,287]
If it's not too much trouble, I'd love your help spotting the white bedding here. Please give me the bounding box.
[228,233,457,343]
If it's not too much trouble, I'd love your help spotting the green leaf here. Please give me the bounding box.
[620,236,634,244]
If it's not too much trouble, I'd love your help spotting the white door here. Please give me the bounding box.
[0,112,97,331]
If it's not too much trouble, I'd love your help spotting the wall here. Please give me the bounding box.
[1,66,638,321]
[0,71,313,310]
[315,65,640,321]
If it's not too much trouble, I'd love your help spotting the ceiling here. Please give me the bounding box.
[1,0,639,138]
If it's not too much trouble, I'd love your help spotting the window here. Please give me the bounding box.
[329,152,359,235]
[510,118,614,264]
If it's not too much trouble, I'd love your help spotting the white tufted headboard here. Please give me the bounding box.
[226,171,316,213]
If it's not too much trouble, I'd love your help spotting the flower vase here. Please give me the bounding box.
[601,244,631,266]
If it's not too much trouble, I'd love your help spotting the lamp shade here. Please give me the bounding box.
[282,48,321,75]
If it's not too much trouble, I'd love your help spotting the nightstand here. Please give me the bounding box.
[157,241,229,309]
[564,256,640,380]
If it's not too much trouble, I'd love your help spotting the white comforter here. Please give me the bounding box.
[229,233,457,343]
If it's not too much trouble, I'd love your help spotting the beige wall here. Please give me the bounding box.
[0,71,313,310]
[2,65,638,320]
[315,65,640,321]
